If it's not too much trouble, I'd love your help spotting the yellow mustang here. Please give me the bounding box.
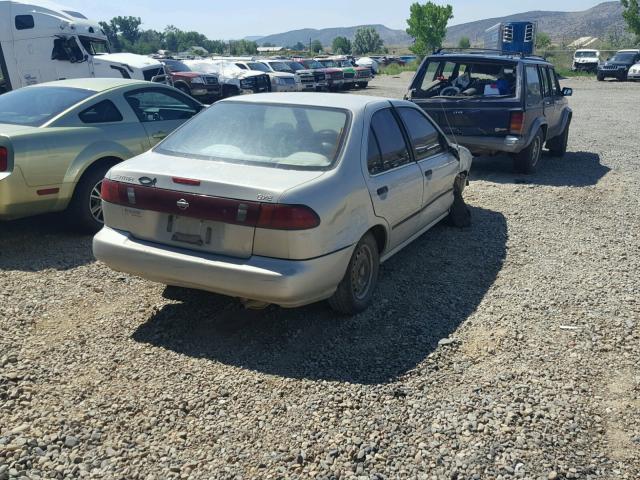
[0,78,204,232]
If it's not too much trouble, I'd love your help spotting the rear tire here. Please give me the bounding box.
[547,121,570,157]
[329,233,380,315]
[513,129,544,174]
[66,162,116,234]
[446,175,471,228]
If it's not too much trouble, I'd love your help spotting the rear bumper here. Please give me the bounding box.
[0,169,65,220]
[455,135,527,155]
[93,227,354,308]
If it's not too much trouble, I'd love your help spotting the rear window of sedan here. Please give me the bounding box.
[156,102,349,170]
[0,86,95,126]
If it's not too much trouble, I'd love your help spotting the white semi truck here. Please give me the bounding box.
[0,0,168,93]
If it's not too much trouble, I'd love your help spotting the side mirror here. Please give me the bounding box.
[562,87,573,97]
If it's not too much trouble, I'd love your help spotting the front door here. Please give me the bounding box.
[124,88,202,146]
[539,66,562,138]
[396,106,459,227]
[364,108,423,250]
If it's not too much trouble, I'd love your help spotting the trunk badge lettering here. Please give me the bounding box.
[139,177,157,187]
[177,199,190,210]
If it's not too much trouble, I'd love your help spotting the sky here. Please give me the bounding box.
[59,0,607,39]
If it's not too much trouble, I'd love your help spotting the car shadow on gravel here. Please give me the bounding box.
[132,206,507,385]
[471,151,610,187]
[0,214,95,271]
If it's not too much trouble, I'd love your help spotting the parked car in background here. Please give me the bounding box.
[400,55,418,64]
[330,56,372,89]
[0,1,169,93]
[297,59,344,91]
[233,59,300,92]
[572,49,600,73]
[94,93,472,314]
[597,49,640,81]
[284,60,327,91]
[406,52,573,173]
[356,57,380,74]
[161,59,221,101]
[315,57,356,89]
[628,61,640,81]
[0,79,203,231]
[185,59,271,97]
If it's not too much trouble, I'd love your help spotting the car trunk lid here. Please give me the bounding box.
[103,152,325,259]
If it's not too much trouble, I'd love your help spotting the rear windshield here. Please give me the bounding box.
[0,86,94,126]
[156,102,349,170]
[413,59,518,99]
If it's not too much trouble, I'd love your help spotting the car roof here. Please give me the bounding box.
[222,92,402,112]
[428,53,552,65]
[28,78,150,92]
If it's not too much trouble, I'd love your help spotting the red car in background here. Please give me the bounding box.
[295,58,344,91]
[161,59,222,101]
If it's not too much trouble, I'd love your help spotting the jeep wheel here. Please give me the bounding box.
[547,121,570,157]
[513,130,544,174]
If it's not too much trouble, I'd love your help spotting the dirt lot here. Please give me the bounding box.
[1,75,639,480]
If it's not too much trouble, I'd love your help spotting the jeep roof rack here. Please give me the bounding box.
[433,47,547,61]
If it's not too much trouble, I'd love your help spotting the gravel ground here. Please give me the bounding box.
[1,75,639,480]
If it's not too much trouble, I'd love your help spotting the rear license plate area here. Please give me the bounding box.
[167,215,217,247]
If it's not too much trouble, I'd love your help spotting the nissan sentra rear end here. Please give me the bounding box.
[93,97,355,308]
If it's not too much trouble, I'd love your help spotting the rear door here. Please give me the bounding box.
[124,88,201,146]
[396,106,459,227]
[364,107,423,250]
[524,65,544,133]
[539,65,562,137]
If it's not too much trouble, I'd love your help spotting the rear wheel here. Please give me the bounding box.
[329,233,380,315]
[446,175,471,228]
[66,162,116,234]
[513,129,544,174]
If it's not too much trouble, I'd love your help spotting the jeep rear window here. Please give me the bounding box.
[414,60,518,99]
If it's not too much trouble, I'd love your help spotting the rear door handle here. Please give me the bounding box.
[424,170,433,177]
[377,186,389,196]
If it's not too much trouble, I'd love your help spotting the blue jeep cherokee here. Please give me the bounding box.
[406,52,573,173]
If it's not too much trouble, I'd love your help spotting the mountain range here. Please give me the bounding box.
[248,2,626,48]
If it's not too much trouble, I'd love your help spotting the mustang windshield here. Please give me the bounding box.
[413,60,518,99]
[0,87,94,126]
[157,102,349,170]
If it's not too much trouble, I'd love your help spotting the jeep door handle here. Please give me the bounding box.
[377,186,389,196]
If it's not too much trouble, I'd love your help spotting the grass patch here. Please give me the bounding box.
[379,62,419,76]
[555,68,596,78]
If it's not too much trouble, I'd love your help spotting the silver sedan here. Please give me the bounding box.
[93,93,473,314]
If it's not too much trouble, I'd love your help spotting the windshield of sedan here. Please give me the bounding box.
[78,36,111,55]
[413,60,518,99]
[156,102,349,170]
[247,62,270,72]
[269,62,294,73]
[0,87,95,126]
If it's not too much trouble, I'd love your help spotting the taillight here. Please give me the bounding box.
[101,178,123,203]
[257,204,320,230]
[510,111,525,135]
[0,147,7,172]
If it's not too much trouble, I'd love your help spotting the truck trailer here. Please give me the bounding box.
[484,22,537,55]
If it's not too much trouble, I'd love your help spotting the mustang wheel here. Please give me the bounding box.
[329,233,380,315]
[67,162,115,234]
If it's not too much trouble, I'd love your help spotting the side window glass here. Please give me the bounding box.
[540,67,552,98]
[525,66,542,107]
[419,62,440,90]
[236,63,247,70]
[367,128,383,175]
[551,69,562,95]
[125,89,200,123]
[79,100,123,124]
[397,107,444,161]
[15,15,34,30]
[370,108,412,174]
[441,62,457,80]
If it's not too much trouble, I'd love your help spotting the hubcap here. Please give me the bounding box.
[89,180,104,224]
[531,137,542,166]
[351,244,374,301]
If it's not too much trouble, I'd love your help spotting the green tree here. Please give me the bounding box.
[352,27,384,55]
[332,36,352,55]
[292,41,306,51]
[458,36,471,49]
[99,20,121,51]
[111,16,142,45]
[229,39,258,55]
[536,32,552,51]
[310,40,323,54]
[621,0,640,38]
[406,2,453,56]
